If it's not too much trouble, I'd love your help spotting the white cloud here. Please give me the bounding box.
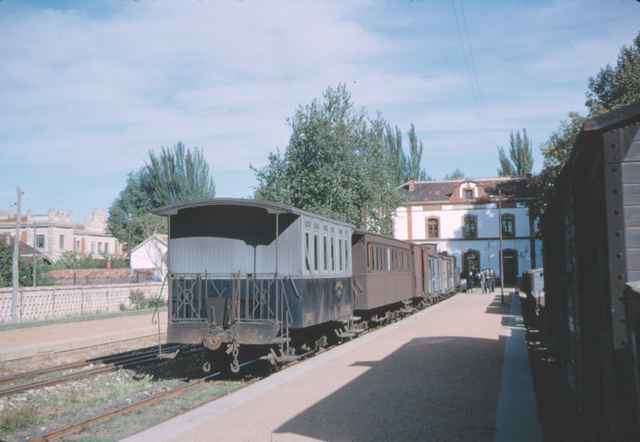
[2,0,463,177]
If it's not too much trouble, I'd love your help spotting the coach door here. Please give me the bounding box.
[462,250,480,278]
[501,249,518,286]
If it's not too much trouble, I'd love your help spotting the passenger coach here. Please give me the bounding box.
[351,231,415,314]
[154,199,354,372]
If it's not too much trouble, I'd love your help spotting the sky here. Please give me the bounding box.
[0,0,638,222]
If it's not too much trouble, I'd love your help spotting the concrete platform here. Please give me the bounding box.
[0,312,166,361]
[125,291,541,442]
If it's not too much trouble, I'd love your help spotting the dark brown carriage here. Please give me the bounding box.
[542,103,640,440]
[351,231,415,314]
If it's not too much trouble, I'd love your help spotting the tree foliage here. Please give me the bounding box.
[253,84,427,234]
[108,143,216,249]
[0,241,50,288]
[443,169,465,180]
[406,124,427,181]
[586,32,640,115]
[528,113,586,222]
[496,129,534,177]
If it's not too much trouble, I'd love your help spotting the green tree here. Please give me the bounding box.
[145,142,216,207]
[529,113,586,220]
[444,169,465,180]
[0,241,50,288]
[383,124,406,186]
[253,84,404,234]
[497,129,534,177]
[406,124,428,181]
[108,143,216,249]
[586,32,640,115]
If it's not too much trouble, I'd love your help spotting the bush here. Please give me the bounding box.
[147,297,166,309]
[129,289,148,310]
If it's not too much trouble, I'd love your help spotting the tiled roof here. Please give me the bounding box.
[400,177,532,203]
[0,234,47,258]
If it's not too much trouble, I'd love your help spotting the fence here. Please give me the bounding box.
[0,282,164,323]
[44,268,158,286]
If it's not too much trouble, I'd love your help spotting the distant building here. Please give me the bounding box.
[0,209,124,261]
[130,234,167,280]
[393,177,542,285]
[0,233,51,264]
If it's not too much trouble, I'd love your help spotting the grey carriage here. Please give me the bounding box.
[154,199,354,368]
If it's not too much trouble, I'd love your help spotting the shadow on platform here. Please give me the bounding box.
[275,334,506,442]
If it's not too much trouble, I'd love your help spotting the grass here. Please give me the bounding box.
[0,404,40,433]
[0,370,161,441]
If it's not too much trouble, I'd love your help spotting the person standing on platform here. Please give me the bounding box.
[489,269,496,293]
[480,270,487,294]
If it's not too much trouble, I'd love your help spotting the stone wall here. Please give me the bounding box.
[0,282,165,323]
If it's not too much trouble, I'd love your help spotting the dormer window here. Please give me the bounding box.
[463,189,473,199]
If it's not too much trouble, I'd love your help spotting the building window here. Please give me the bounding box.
[501,214,515,238]
[105,243,110,255]
[463,188,474,199]
[463,215,478,239]
[91,242,96,254]
[339,239,343,271]
[59,235,65,250]
[36,234,45,249]
[427,218,439,239]
[75,239,80,251]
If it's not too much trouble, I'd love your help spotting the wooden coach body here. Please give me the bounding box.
[351,231,414,312]
[543,103,640,439]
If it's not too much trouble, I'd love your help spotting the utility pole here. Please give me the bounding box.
[498,189,505,305]
[11,187,23,321]
[32,225,37,287]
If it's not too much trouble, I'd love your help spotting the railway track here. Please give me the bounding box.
[0,344,183,397]
[0,333,166,366]
[24,294,458,441]
[29,358,261,442]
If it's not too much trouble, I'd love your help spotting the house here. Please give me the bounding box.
[393,176,542,285]
[130,234,168,280]
[0,209,124,261]
[0,233,51,264]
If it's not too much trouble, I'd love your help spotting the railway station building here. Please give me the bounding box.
[393,176,542,285]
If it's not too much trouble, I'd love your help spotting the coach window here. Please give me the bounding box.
[345,239,350,271]
[323,236,328,271]
[331,238,336,271]
[313,234,319,271]
[463,214,478,239]
[305,233,311,272]
[501,214,515,238]
[427,218,439,239]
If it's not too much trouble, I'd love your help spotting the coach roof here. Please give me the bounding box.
[152,198,355,229]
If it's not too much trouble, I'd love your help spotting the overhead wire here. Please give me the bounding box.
[458,0,483,105]
[450,0,479,106]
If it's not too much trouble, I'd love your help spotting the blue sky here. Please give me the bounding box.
[1,0,638,222]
